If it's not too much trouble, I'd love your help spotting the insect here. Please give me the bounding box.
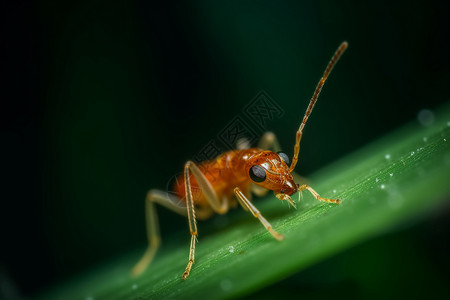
[132,41,348,279]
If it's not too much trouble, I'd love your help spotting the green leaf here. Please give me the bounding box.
[39,103,450,299]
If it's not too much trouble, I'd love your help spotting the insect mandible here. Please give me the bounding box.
[132,41,348,279]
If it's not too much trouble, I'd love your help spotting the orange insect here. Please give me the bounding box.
[132,41,348,279]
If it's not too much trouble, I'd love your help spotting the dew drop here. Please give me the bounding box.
[389,173,393,177]
[444,138,447,142]
[86,297,94,300]
[220,279,233,291]
[447,121,450,127]
[417,109,434,127]
[385,154,391,159]
[333,189,337,193]
[228,246,235,253]
[375,178,379,182]
[132,284,138,290]
[381,184,386,189]
[423,137,428,142]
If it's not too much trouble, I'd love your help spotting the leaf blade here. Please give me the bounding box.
[38,103,450,300]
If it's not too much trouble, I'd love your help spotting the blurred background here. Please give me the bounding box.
[2,0,449,298]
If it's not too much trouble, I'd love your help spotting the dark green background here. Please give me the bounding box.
[3,0,449,297]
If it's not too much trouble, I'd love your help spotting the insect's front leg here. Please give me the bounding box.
[182,161,230,280]
[298,184,341,204]
[182,162,199,280]
[251,184,270,198]
[234,187,284,241]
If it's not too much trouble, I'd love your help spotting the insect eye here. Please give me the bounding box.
[277,151,290,165]
[249,165,266,183]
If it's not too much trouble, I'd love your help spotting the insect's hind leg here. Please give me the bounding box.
[131,190,187,277]
[298,184,341,204]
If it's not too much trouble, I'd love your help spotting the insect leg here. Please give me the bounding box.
[238,131,281,151]
[236,137,251,150]
[251,184,270,198]
[182,161,230,280]
[131,190,187,277]
[234,187,284,241]
[298,184,341,204]
[185,161,229,214]
[257,132,281,152]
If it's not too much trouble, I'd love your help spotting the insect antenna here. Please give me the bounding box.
[289,41,348,172]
